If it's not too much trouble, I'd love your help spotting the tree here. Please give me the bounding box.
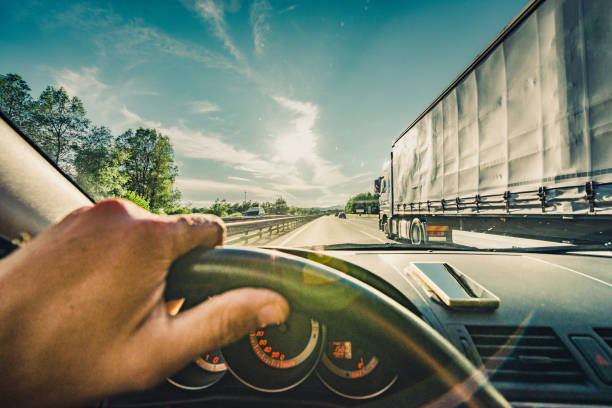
[345,192,380,214]
[33,86,89,167]
[116,128,180,211]
[0,73,34,132]
[73,125,127,200]
[122,190,150,211]
[206,199,230,217]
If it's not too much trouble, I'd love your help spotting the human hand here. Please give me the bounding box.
[0,199,289,407]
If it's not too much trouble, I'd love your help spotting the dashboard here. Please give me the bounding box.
[107,247,612,407]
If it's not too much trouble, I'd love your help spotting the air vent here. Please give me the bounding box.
[466,326,586,384]
[594,328,612,349]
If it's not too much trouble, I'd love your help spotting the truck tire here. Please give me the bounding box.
[409,218,425,245]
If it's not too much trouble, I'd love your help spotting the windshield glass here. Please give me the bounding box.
[2,0,611,251]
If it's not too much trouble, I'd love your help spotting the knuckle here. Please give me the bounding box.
[92,198,132,217]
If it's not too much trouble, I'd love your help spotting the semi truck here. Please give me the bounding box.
[375,0,612,246]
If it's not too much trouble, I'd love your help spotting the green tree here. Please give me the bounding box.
[345,192,380,214]
[73,125,127,200]
[32,86,89,167]
[272,197,289,215]
[116,128,180,211]
[122,190,150,211]
[206,199,230,217]
[0,73,35,133]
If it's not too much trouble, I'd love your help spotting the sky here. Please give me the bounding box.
[0,0,527,208]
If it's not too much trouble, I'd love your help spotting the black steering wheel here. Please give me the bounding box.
[165,247,510,408]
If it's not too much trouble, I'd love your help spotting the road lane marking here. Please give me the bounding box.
[358,229,387,243]
[278,217,319,246]
[525,256,612,288]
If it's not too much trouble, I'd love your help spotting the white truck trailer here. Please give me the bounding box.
[376,0,612,245]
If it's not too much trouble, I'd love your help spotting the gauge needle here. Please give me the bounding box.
[358,357,364,369]
[166,298,185,316]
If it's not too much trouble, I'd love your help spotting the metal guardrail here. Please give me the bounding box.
[224,215,320,244]
[222,215,294,224]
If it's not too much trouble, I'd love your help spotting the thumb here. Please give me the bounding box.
[146,288,289,375]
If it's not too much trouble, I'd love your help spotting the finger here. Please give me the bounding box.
[162,214,226,257]
[149,288,289,371]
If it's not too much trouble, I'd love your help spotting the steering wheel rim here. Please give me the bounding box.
[165,247,510,408]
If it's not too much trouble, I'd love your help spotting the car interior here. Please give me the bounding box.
[2,103,612,407]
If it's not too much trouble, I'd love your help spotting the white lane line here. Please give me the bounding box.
[525,255,612,288]
[358,229,387,243]
[277,217,319,246]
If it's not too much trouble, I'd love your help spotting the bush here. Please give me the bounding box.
[122,190,150,211]
[166,207,192,215]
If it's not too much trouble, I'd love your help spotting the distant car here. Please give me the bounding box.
[243,207,265,217]
[334,212,339,217]
[338,212,346,219]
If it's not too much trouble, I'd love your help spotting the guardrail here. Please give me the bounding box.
[225,215,320,244]
[222,215,294,224]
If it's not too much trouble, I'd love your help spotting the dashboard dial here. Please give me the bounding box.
[316,332,397,399]
[249,319,320,369]
[167,350,227,390]
[223,312,325,392]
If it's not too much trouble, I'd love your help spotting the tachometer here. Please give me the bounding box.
[316,332,397,399]
[167,350,227,390]
[222,312,325,392]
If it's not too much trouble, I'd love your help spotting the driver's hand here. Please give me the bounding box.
[0,199,290,408]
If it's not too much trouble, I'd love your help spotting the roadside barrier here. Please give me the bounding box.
[224,215,320,244]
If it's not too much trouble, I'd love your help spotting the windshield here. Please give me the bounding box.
[2,0,611,251]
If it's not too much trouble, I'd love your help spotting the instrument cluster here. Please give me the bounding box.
[167,312,397,400]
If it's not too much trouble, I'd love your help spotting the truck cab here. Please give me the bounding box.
[375,161,392,234]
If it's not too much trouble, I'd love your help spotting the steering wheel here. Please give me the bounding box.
[165,247,510,408]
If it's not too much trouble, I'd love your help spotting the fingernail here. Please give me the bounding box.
[257,303,287,328]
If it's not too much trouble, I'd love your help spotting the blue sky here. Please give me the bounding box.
[0,0,527,207]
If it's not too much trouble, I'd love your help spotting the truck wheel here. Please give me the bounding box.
[410,218,425,245]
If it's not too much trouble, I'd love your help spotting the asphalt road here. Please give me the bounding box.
[264,215,395,248]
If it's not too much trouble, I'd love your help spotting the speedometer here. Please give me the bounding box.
[249,319,320,369]
[222,312,325,392]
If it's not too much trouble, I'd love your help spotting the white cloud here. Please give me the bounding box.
[278,4,296,15]
[271,95,351,189]
[55,66,107,105]
[250,0,272,56]
[50,4,242,75]
[192,0,243,61]
[192,101,221,114]
[52,67,355,207]
[176,177,293,201]
[53,67,161,134]
[119,105,162,129]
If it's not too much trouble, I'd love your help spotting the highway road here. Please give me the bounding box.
[264,215,395,248]
[235,214,565,249]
